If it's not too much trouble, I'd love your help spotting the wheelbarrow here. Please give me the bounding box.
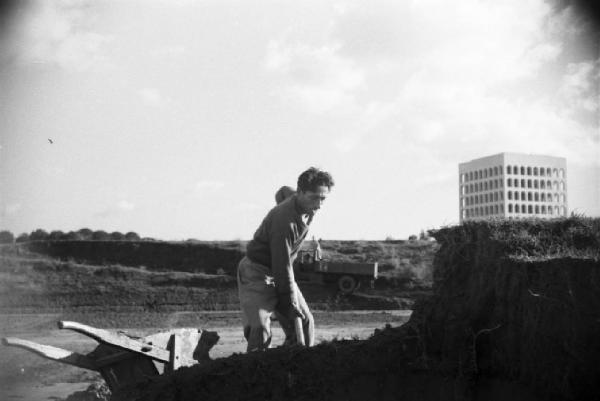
[2,321,220,393]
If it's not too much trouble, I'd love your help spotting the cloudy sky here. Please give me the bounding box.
[0,0,598,240]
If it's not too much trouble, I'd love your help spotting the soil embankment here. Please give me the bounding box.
[112,217,600,401]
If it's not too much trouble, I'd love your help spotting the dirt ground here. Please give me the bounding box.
[0,310,411,401]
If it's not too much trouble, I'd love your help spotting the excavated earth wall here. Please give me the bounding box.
[113,218,600,401]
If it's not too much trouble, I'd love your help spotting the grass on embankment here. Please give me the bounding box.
[0,255,237,313]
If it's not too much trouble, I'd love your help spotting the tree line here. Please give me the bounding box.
[0,228,142,244]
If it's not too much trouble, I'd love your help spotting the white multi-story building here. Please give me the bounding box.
[459,153,568,223]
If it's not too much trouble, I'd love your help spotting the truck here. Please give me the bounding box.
[293,247,378,294]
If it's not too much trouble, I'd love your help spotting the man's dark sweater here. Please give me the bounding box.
[245,194,310,306]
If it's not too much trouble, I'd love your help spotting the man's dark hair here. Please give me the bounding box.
[297,167,335,193]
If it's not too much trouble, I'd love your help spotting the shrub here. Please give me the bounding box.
[92,230,110,241]
[15,233,29,243]
[125,231,141,241]
[30,229,49,241]
[77,228,94,240]
[0,230,14,244]
[110,231,125,241]
[48,230,65,241]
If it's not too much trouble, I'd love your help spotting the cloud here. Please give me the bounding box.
[2,0,113,71]
[558,61,600,114]
[152,45,187,58]
[94,200,135,218]
[194,180,225,192]
[4,203,22,216]
[138,88,168,106]
[264,0,597,169]
[117,200,135,211]
[265,37,365,113]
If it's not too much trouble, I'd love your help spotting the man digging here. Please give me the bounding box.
[237,167,334,352]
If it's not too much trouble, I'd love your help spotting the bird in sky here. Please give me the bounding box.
[48,138,53,144]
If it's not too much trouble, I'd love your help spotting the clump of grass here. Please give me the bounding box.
[431,216,600,260]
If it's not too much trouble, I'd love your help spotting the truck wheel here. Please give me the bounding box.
[338,275,358,294]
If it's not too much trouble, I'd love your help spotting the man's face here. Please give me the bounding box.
[297,185,330,214]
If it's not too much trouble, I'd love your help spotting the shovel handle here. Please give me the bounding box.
[294,317,305,346]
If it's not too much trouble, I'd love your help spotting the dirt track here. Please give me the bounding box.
[0,310,411,401]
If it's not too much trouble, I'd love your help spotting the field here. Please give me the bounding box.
[0,240,434,400]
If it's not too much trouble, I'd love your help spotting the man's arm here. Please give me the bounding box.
[269,222,296,308]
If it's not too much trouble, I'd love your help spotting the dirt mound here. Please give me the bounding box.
[112,218,600,401]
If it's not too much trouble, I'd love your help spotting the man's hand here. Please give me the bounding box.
[288,302,305,320]
[279,301,305,321]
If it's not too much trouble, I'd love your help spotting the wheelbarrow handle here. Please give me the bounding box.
[294,317,305,346]
[2,337,97,370]
[58,321,171,363]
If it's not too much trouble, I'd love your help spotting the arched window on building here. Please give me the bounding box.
[541,205,546,214]
[513,179,518,188]
[534,180,539,189]
[514,191,519,200]
[494,192,498,201]
[514,204,519,213]
[533,167,538,176]
[494,166,498,176]
[553,181,558,191]
[547,192,552,202]
[527,179,532,188]
[546,167,551,176]
[528,205,533,214]
[483,169,487,178]
[522,191,526,200]
[494,205,498,214]
[469,184,473,193]
[541,193,546,202]
[540,167,545,177]
[560,206,566,216]
[528,192,533,201]
[484,182,488,191]
[469,172,473,180]
[520,166,525,175]
[484,193,489,203]
[507,178,512,187]
[559,169,565,178]
[521,179,526,187]
[548,207,553,215]
[559,181,565,191]
[500,204,504,213]
[534,193,539,201]
[535,205,539,214]
[507,165,511,174]
[554,206,560,215]
[554,194,559,203]
[508,191,512,200]
[540,180,545,189]
[527,166,532,175]
[553,168,558,177]
[500,192,504,200]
